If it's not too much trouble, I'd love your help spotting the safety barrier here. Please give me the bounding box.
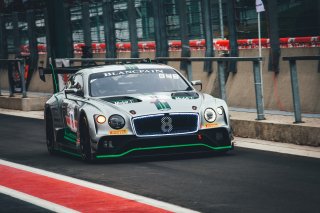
[155,57,265,120]
[20,36,320,55]
[282,55,320,123]
[0,59,27,98]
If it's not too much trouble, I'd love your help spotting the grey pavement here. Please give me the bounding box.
[0,107,319,159]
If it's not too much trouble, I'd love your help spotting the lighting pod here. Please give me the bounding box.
[96,115,106,124]
[216,107,224,115]
[108,114,125,129]
[204,108,217,123]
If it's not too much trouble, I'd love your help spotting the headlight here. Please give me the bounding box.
[108,114,125,129]
[216,107,224,115]
[204,108,217,123]
[95,115,106,124]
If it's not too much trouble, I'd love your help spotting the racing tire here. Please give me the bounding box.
[45,111,56,154]
[80,117,95,162]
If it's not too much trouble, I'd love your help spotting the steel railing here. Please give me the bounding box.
[155,57,265,120]
[283,55,320,123]
[0,58,27,98]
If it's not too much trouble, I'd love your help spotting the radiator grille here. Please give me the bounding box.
[132,113,199,137]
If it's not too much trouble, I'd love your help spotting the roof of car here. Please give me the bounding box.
[79,63,175,75]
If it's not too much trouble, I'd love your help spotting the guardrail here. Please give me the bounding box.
[155,57,265,120]
[282,55,320,123]
[0,58,27,98]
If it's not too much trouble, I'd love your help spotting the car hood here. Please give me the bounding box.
[98,91,205,117]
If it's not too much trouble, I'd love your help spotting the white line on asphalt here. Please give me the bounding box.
[0,159,199,213]
[0,186,80,213]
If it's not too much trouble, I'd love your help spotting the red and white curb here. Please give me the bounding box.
[0,159,199,213]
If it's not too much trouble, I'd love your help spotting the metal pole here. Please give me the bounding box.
[218,0,224,39]
[26,9,39,90]
[226,0,238,73]
[288,60,302,123]
[12,12,21,56]
[152,0,168,58]
[178,0,190,71]
[82,1,92,51]
[186,61,192,82]
[253,61,265,120]
[102,0,117,58]
[202,0,213,72]
[266,0,280,72]
[257,12,264,112]
[128,0,139,58]
[0,64,2,95]
[0,71,1,96]
[7,62,14,97]
[95,3,101,43]
[218,61,226,101]
[0,15,8,96]
[258,12,262,58]
[19,60,27,98]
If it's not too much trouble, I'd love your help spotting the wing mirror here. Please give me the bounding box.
[191,80,202,91]
[64,88,84,98]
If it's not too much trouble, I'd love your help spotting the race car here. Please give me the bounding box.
[45,62,233,161]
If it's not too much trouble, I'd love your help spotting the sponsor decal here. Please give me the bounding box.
[139,95,170,101]
[112,100,136,105]
[204,123,220,128]
[153,99,171,111]
[159,73,179,79]
[165,74,172,79]
[103,96,141,105]
[161,116,173,133]
[103,69,164,77]
[109,129,128,135]
[172,96,195,100]
[65,110,78,132]
[171,92,199,100]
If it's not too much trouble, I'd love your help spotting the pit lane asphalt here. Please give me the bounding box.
[0,114,320,213]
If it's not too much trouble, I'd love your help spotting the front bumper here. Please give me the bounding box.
[95,127,233,159]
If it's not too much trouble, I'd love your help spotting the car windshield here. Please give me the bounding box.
[89,68,192,97]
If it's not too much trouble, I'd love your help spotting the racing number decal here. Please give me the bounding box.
[69,110,76,130]
[161,116,173,133]
[65,108,78,132]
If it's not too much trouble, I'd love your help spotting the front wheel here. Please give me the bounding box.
[80,117,95,162]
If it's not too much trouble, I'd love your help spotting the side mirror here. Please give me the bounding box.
[64,88,84,98]
[191,80,202,91]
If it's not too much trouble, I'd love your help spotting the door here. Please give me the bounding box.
[61,74,85,148]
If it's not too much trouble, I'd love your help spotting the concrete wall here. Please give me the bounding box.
[1,47,319,113]
[226,48,320,114]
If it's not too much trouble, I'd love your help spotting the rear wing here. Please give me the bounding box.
[39,58,152,93]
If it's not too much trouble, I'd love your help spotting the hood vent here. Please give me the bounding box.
[102,96,142,105]
[171,92,199,100]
